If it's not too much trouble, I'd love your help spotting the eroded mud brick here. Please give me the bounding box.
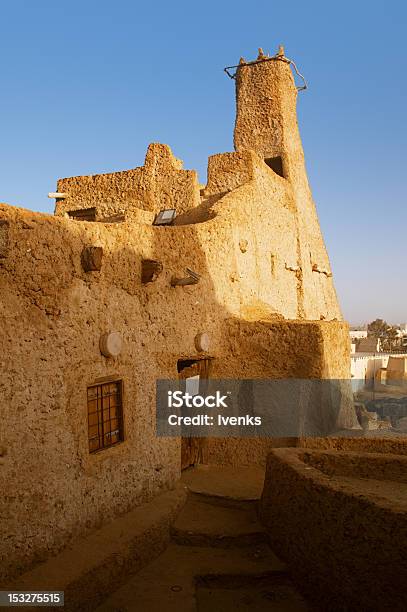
[0,220,10,258]
[81,245,103,271]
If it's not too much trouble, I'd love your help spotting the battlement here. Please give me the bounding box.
[53,47,309,224]
[54,145,290,226]
[55,143,200,221]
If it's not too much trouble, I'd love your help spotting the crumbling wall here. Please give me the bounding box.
[55,143,200,220]
[0,176,351,580]
[205,151,257,196]
[1,49,352,581]
[260,447,407,611]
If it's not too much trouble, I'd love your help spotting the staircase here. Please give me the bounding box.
[97,465,308,611]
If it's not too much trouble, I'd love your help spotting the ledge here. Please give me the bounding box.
[6,483,187,611]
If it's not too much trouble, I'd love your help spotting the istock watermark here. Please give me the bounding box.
[167,390,229,409]
[156,378,365,438]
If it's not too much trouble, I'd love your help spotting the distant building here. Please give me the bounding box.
[351,353,406,392]
[349,330,368,340]
[375,356,407,390]
[354,336,381,353]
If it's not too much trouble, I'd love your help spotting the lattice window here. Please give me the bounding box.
[87,380,124,453]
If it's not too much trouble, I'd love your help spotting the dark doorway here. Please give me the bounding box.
[177,358,212,470]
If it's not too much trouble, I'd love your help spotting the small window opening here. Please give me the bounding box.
[87,380,124,453]
[264,156,285,178]
[177,359,199,373]
[141,259,163,284]
[69,207,97,222]
[153,209,176,226]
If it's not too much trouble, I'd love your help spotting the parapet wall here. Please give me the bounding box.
[55,143,200,220]
[260,446,407,611]
[205,150,259,196]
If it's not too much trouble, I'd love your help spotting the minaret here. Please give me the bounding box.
[233,47,342,321]
[234,46,304,182]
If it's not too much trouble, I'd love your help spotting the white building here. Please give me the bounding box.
[351,352,407,392]
[349,330,368,340]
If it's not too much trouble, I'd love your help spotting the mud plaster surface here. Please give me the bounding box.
[1,54,354,581]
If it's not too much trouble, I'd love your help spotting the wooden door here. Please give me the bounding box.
[178,359,211,470]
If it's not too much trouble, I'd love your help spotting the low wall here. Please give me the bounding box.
[300,435,407,454]
[55,143,200,218]
[260,445,407,611]
[7,484,186,610]
[351,352,407,392]
[204,318,357,467]
[204,437,298,467]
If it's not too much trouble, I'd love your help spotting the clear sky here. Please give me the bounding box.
[1,0,406,325]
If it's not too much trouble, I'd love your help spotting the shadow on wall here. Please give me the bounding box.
[260,446,407,611]
[0,199,352,582]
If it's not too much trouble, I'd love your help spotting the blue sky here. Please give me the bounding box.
[1,0,406,324]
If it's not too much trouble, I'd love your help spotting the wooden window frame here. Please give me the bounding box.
[87,379,124,453]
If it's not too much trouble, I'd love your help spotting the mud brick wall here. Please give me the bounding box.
[260,447,407,611]
[1,51,354,581]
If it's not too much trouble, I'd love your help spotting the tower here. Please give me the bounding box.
[233,48,341,321]
[233,47,304,182]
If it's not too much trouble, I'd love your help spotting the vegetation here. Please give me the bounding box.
[367,319,400,351]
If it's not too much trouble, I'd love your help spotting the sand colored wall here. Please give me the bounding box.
[387,356,407,383]
[0,183,351,580]
[300,435,407,454]
[205,318,354,467]
[54,144,341,323]
[234,55,341,321]
[56,53,342,323]
[55,143,200,220]
[260,446,407,611]
[0,48,353,581]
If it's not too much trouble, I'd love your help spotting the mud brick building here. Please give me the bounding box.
[0,48,355,581]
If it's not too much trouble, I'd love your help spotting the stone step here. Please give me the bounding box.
[196,572,309,611]
[96,543,289,612]
[171,497,266,548]
[181,464,265,505]
[7,485,186,612]
[189,489,259,510]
